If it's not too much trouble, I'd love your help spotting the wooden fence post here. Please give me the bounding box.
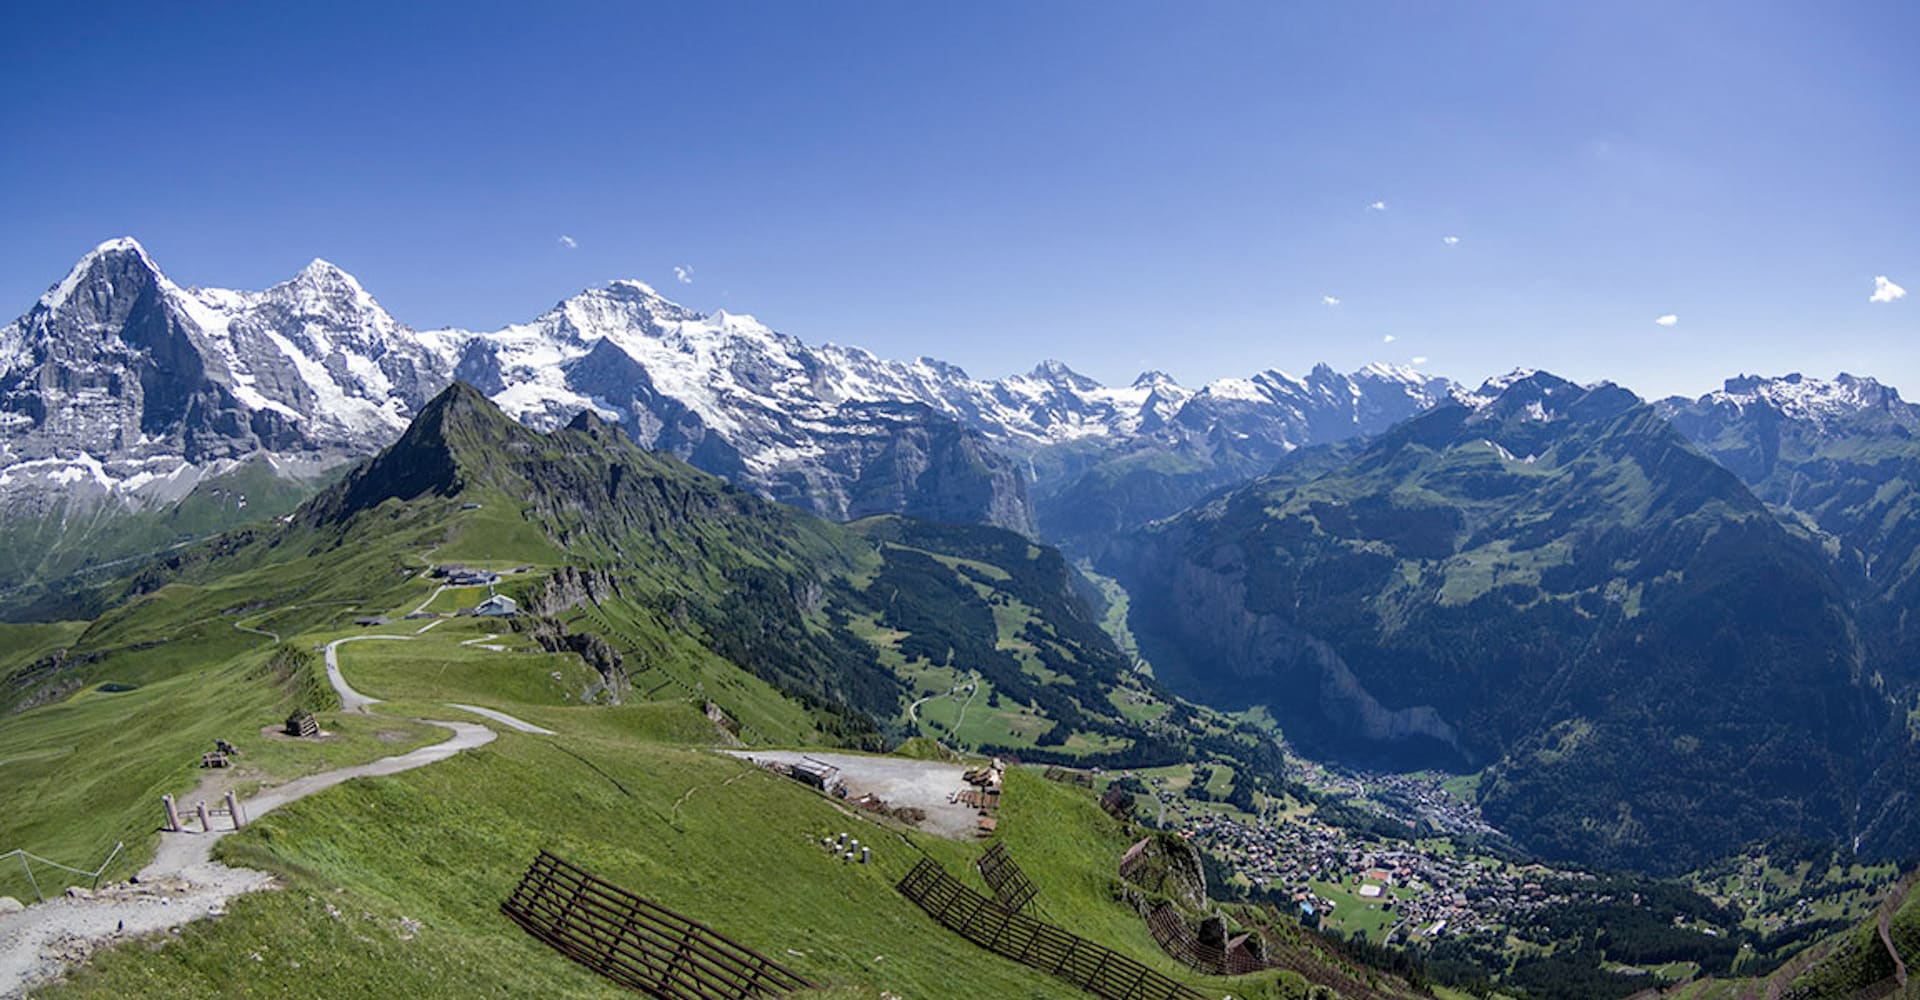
[225,791,243,830]
[161,794,181,833]
[195,801,210,834]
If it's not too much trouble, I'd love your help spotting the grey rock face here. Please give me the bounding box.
[0,239,462,595]
[0,239,452,481]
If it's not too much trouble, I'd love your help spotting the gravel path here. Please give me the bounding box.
[324,635,414,713]
[0,719,496,998]
[232,617,280,644]
[445,704,554,734]
[0,632,538,996]
[410,584,450,616]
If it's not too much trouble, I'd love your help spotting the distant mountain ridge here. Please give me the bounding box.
[1105,370,1889,873]
[0,238,1468,594]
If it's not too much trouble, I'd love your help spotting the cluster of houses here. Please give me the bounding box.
[1290,761,1497,838]
[1116,763,1586,943]
[1179,806,1578,941]
[427,564,521,617]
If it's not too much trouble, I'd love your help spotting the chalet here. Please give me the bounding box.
[474,594,519,617]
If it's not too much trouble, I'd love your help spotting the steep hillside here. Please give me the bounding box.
[1659,374,1920,859]
[0,379,1374,1000]
[1107,371,1887,874]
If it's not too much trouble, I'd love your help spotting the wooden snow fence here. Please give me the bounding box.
[1042,766,1094,787]
[1144,904,1269,977]
[976,841,1039,913]
[501,851,813,999]
[896,857,1207,1000]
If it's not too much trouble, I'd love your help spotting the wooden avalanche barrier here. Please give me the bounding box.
[976,842,1039,913]
[896,857,1206,1000]
[1041,766,1093,787]
[1145,903,1269,977]
[501,850,813,999]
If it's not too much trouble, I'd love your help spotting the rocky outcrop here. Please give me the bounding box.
[522,615,629,705]
[1137,540,1463,753]
[526,566,621,617]
[1119,832,1210,913]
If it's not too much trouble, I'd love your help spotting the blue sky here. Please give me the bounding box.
[2,1,1915,399]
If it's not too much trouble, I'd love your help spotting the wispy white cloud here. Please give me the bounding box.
[1382,334,1396,344]
[1654,314,1679,327]
[673,265,694,285]
[1321,295,1341,307]
[1442,235,1460,246]
[1411,356,1429,365]
[1367,200,1388,212]
[1871,275,1907,304]
[557,235,578,249]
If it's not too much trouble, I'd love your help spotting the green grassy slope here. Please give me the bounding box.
[35,625,1316,999]
[0,642,440,902]
[0,382,1498,998]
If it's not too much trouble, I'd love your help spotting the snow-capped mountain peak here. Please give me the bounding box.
[1473,367,1542,396]
[37,236,162,311]
[1025,359,1104,393]
[608,278,659,297]
[1356,361,1432,386]
[280,258,374,305]
[3,240,458,487]
[1705,372,1911,425]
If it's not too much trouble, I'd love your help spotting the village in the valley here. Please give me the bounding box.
[1118,759,1593,946]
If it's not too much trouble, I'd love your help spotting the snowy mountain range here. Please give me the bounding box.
[26,236,1914,600]
[0,239,1479,571]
